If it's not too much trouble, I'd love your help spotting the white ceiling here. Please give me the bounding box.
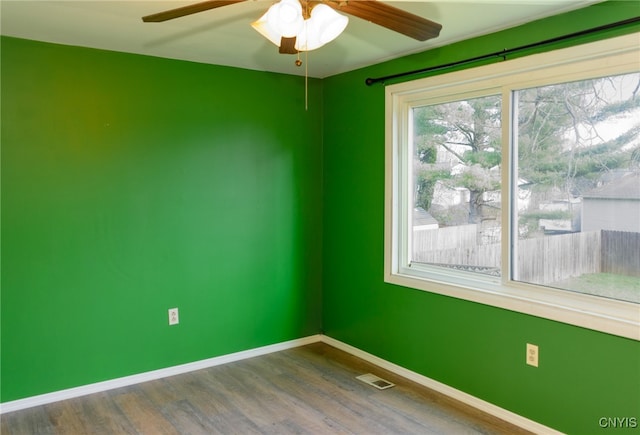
[1,0,603,78]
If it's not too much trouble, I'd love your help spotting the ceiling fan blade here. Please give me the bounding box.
[142,0,246,23]
[279,37,299,54]
[324,0,442,41]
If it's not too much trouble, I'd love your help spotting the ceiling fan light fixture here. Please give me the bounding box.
[252,0,348,52]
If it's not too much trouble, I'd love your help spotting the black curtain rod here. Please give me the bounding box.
[365,16,640,86]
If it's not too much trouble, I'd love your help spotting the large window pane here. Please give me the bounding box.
[513,72,640,302]
[411,95,502,276]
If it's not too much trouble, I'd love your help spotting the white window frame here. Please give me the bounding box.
[385,33,640,341]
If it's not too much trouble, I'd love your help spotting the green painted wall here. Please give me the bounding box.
[321,2,640,434]
[1,37,323,402]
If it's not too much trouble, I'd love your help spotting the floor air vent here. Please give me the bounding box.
[356,373,395,390]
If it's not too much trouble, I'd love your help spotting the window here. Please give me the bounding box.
[385,34,640,340]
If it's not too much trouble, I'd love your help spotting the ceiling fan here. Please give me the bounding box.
[142,0,442,55]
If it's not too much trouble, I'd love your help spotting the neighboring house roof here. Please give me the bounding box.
[582,172,640,200]
[413,207,439,226]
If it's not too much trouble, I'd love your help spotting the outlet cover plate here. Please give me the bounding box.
[526,343,539,367]
[168,308,179,325]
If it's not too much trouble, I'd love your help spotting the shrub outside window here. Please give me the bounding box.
[385,34,640,340]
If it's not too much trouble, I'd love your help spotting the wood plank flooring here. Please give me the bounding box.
[1,342,533,434]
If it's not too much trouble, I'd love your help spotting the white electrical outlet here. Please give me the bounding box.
[168,308,179,325]
[526,343,539,367]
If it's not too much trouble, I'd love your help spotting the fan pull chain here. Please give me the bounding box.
[293,1,308,110]
[294,45,309,110]
[294,52,307,110]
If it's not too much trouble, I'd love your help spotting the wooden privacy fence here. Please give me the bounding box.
[412,242,501,269]
[413,228,638,283]
[515,231,601,284]
[601,230,640,278]
[412,225,501,270]
[412,224,477,251]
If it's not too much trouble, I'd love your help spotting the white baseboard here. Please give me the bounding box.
[1,333,560,434]
[319,335,561,435]
[0,335,322,414]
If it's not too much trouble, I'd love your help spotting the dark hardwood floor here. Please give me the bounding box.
[1,342,533,434]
